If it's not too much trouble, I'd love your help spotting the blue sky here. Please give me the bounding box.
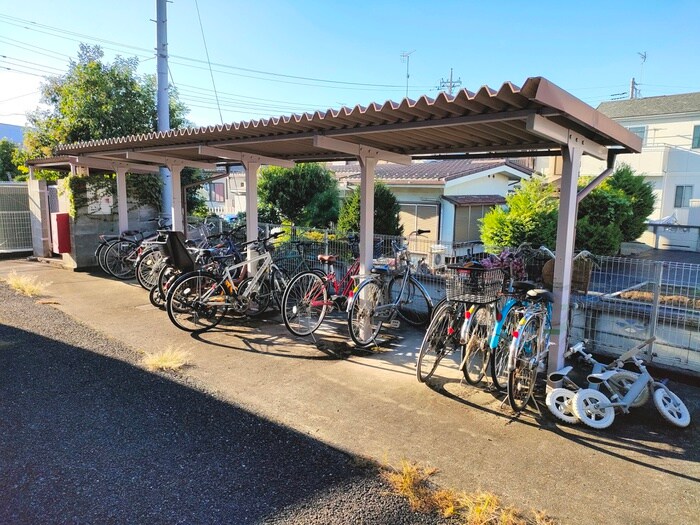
[1,0,699,129]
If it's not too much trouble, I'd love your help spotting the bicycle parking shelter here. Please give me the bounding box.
[27,76,641,378]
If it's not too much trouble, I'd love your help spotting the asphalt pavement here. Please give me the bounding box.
[0,257,698,525]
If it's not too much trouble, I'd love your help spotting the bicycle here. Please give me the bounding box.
[545,340,651,424]
[273,240,326,278]
[570,340,691,429]
[347,230,433,348]
[165,232,287,332]
[505,286,555,413]
[95,218,170,276]
[281,236,361,337]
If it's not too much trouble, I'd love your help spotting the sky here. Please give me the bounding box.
[1,0,700,130]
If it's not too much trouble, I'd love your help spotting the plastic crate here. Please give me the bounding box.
[445,267,505,304]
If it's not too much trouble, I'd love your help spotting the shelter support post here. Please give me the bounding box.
[548,144,582,381]
[167,164,184,232]
[243,160,260,272]
[359,156,377,275]
[115,166,129,233]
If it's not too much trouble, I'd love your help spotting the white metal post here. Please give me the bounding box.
[359,155,377,275]
[156,0,172,221]
[169,164,184,232]
[244,161,260,272]
[548,144,582,380]
[115,166,129,233]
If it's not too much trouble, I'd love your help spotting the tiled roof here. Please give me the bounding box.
[330,159,531,184]
[442,194,506,206]
[597,92,700,118]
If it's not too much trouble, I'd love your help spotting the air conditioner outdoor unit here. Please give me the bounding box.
[430,244,447,268]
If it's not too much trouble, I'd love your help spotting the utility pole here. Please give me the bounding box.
[400,50,415,98]
[438,68,462,95]
[156,0,172,224]
[629,77,640,99]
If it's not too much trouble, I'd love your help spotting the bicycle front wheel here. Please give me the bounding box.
[490,307,521,391]
[135,247,163,290]
[416,301,460,383]
[104,240,138,279]
[388,276,432,327]
[461,304,493,386]
[166,272,228,332]
[281,271,329,337]
[507,314,543,412]
[347,280,384,347]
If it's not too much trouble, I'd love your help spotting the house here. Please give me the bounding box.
[329,159,533,250]
[537,91,700,250]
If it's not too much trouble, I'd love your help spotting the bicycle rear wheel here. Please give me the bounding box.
[388,276,432,327]
[104,240,138,279]
[507,314,542,412]
[347,280,384,347]
[281,271,329,337]
[166,271,228,332]
[416,301,460,383]
[271,267,289,311]
[461,304,493,386]
[237,277,272,318]
[135,246,163,290]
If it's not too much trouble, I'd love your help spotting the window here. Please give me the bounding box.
[627,126,647,146]
[208,182,225,203]
[674,185,693,208]
[692,125,700,149]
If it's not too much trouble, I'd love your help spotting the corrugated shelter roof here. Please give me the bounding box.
[597,92,700,119]
[331,159,531,184]
[49,77,641,164]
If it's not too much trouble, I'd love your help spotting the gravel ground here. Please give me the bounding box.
[0,284,448,525]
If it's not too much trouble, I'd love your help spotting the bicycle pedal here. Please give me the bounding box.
[389,320,400,329]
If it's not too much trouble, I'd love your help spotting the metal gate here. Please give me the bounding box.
[0,182,32,252]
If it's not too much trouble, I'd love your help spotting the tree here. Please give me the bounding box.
[24,43,189,158]
[481,175,559,251]
[258,163,339,226]
[607,163,655,241]
[0,139,21,180]
[337,182,403,236]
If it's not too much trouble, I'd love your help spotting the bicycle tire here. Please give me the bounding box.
[166,271,228,332]
[281,271,329,337]
[416,301,459,383]
[490,307,521,391]
[95,242,110,274]
[347,279,384,348]
[607,370,650,408]
[271,267,290,311]
[507,314,542,413]
[653,388,691,428]
[237,277,272,318]
[149,284,165,308]
[387,275,432,327]
[103,239,138,280]
[135,246,163,290]
[461,304,493,386]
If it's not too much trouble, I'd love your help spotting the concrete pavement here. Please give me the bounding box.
[1,258,698,525]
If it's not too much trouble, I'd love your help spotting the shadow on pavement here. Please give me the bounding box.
[0,323,379,524]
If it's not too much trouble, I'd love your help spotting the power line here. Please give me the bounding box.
[193,0,223,124]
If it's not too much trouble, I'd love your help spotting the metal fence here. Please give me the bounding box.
[0,182,32,253]
[572,257,700,373]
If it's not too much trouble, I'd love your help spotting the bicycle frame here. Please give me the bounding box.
[197,250,275,305]
[507,300,552,372]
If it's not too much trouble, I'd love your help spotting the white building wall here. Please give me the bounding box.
[444,171,518,196]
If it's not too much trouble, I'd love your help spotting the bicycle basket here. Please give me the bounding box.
[445,267,505,303]
[524,253,552,284]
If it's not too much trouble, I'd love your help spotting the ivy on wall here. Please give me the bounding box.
[65,172,162,218]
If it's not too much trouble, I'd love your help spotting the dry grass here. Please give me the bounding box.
[621,290,700,309]
[381,460,556,525]
[142,348,192,372]
[4,271,49,297]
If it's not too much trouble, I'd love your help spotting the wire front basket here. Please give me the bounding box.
[445,267,505,304]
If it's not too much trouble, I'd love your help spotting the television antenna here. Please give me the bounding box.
[400,50,415,98]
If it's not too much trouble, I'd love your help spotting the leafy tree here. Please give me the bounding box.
[258,163,339,226]
[337,181,403,236]
[24,43,189,158]
[481,175,558,251]
[607,163,655,241]
[0,139,21,180]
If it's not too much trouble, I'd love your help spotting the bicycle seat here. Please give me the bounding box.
[512,281,537,292]
[548,366,573,382]
[526,288,554,303]
[587,370,620,384]
[318,254,336,264]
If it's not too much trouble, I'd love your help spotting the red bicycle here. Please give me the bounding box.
[281,237,360,337]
